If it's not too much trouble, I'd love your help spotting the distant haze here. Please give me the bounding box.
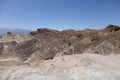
[0,28,31,36]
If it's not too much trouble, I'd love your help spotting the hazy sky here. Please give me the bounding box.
[0,0,120,30]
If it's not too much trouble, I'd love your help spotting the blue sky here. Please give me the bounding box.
[0,0,120,30]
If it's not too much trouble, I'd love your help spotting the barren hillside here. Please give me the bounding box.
[0,24,120,80]
[0,24,120,61]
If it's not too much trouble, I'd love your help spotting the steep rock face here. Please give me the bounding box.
[0,25,120,61]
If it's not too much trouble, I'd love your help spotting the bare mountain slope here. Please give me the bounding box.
[0,24,120,61]
[0,24,120,80]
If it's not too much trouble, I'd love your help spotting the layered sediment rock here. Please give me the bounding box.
[0,25,120,80]
[0,25,120,61]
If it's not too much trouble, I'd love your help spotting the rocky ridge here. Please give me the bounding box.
[0,24,120,80]
[0,24,120,62]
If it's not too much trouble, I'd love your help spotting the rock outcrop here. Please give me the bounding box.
[0,24,120,62]
[0,24,120,80]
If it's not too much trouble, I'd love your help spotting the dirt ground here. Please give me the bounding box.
[0,53,120,80]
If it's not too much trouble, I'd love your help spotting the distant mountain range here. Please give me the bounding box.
[0,28,31,36]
